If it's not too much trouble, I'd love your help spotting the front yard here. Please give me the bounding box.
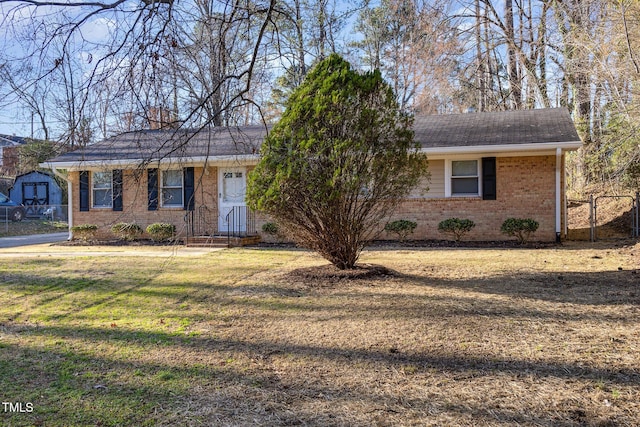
[0,242,638,426]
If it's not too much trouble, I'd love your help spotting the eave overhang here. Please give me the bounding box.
[421,140,582,159]
[41,154,261,171]
[41,141,583,170]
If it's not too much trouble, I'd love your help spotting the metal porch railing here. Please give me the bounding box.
[224,206,257,245]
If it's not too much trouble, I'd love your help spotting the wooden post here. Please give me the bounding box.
[634,191,640,237]
[589,194,595,242]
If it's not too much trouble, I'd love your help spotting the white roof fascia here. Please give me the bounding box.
[421,141,582,159]
[41,154,260,171]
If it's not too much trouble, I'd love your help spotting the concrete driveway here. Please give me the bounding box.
[0,232,69,248]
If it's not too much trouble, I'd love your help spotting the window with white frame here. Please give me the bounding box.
[92,171,113,208]
[161,169,183,207]
[450,160,479,196]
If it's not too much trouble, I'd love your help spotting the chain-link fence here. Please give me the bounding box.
[1,204,68,234]
[567,193,639,241]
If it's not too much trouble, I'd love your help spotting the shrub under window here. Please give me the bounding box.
[71,224,98,241]
[146,223,176,242]
[501,218,539,244]
[384,220,417,242]
[438,218,476,242]
[111,222,143,241]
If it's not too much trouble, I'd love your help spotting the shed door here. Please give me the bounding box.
[218,168,247,233]
[22,182,49,217]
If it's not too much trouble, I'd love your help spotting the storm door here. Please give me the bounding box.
[218,168,247,233]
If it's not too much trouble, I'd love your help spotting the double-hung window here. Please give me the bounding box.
[450,160,480,196]
[161,170,183,207]
[92,171,113,208]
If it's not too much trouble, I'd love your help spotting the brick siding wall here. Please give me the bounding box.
[70,167,218,239]
[386,155,559,241]
[68,154,563,242]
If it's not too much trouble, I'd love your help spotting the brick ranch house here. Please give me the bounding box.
[42,108,582,243]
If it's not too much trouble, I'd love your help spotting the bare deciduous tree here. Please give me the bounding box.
[0,0,277,145]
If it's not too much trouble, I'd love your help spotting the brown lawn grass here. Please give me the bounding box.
[0,240,639,426]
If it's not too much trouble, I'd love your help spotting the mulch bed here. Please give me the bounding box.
[287,263,397,286]
[369,239,559,248]
[54,239,172,247]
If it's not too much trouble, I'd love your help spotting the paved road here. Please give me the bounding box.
[0,233,224,257]
[0,232,69,248]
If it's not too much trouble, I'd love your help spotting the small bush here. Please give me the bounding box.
[384,220,417,242]
[438,218,476,242]
[111,222,143,241]
[261,222,279,235]
[70,224,98,241]
[501,218,539,243]
[146,223,176,242]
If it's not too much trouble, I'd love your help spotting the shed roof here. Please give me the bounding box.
[44,108,582,169]
[13,170,55,180]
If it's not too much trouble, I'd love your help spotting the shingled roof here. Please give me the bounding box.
[0,134,28,147]
[413,108,580,147]
[46,125,266,166]
[44,108,581,168]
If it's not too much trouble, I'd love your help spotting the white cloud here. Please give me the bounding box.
[80,16,116,45]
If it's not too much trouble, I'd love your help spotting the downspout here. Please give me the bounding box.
[555,147,562,243]
[49,166,73,241]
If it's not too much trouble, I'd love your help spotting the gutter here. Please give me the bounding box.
[420,141,583,157]
[42,154,261,171]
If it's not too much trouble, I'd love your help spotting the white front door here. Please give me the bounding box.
[218,167,247,233]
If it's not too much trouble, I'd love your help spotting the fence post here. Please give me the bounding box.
[631,195,636,238]
[589,194,595,242]
[634,191,640,237]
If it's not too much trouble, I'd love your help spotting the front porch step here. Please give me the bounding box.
[185,235,261,248]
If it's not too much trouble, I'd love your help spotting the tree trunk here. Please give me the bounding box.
[505,0,521,109]
[475,0,486,111]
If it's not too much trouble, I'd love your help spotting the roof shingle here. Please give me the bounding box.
[46,108,581,166]
[413,108,580,147]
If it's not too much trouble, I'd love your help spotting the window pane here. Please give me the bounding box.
[163,170,182,187]
[452,177,478,194]
[93,171,112,189]
[452,160,478,177]
[93,189,112,207]
[162,188,183,206]
[223,174,245,203]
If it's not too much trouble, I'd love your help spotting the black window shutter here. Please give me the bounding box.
[148,169,158,211]
[79,171,89,212]
[113,169,123,211]
[482,157,497,200]
[183,167,195,211]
